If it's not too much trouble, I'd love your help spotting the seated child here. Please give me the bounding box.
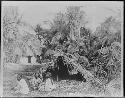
[29,72,42,91]
[14,74,30,94]
[44,72,56,92]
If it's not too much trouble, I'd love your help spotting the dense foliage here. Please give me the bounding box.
[3,6,121,87]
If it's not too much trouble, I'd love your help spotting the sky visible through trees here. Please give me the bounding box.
[2,1,122,31]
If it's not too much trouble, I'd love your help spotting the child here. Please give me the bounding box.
[44,72,56,92]
[29,72,42,91]
[14,74,30,94]
[39,68,46,81]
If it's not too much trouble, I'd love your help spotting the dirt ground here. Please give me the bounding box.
[2,64,122,97]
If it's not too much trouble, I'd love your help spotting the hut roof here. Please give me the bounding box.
[18,22,36,36]
[14,47,22,55]
[25,46,34,56]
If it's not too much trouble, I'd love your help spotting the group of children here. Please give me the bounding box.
[13,67,56,95]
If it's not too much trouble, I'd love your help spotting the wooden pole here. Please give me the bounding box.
[57,64,59,81]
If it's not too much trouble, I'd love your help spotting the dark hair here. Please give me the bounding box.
[46,72,52,78]
[17,74,23,81]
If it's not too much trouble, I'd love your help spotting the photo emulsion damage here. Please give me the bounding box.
[1,1,123,97]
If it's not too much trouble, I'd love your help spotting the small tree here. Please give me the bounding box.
[94,16,121,46]
[50,6,88,42]
[66,6,88,40]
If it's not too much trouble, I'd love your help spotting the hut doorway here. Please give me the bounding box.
[56,56,69,81]
[45,56,86,82]
[27,56,32,63]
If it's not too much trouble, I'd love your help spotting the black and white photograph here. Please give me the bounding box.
[1,1,123,97]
